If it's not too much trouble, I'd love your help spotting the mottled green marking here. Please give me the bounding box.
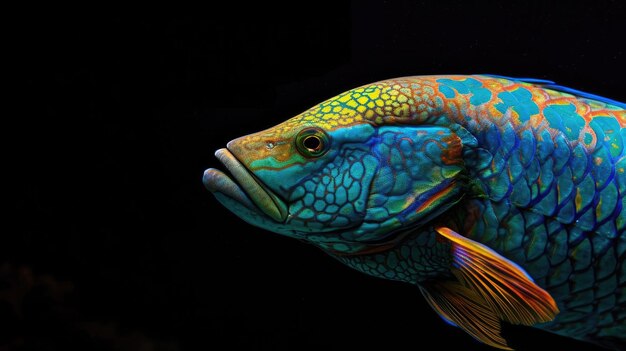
[544,104,586,141]
[437,78,492,106]
[495,87,539,122]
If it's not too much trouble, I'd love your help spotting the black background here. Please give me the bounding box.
[10,1,625,350]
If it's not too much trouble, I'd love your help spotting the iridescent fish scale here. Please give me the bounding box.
[336,76,626,345]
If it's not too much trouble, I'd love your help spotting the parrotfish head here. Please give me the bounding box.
[204,82,468,254]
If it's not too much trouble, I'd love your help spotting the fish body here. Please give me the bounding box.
[204,75,625,349]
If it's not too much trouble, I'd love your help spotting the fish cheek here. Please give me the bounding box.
[284,148,378,234]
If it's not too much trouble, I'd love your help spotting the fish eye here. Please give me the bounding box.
[296,128,329,157]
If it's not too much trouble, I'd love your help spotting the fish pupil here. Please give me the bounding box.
[303,135,322,151]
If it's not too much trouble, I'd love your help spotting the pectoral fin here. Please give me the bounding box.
[419,227,559,350]
[419,281,512,350]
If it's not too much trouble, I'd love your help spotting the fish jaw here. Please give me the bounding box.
[205,180,299,237]
[203,148,288,223]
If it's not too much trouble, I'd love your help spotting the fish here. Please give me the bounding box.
[203,75,626,350]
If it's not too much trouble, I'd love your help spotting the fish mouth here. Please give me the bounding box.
[203,148,288,222]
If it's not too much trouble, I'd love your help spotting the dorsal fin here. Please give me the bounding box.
[479,74,626,109]
[480,74,555,85]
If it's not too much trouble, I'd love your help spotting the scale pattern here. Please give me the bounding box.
[290,75,626,345]
[456,81,626,341]
[213,75,626,347]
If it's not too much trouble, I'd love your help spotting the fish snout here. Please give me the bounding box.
[226,135,255,167]
[226,131,290,168]
[226,136,243,154]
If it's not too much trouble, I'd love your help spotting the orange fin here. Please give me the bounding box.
[435,227,559,325]
[419,281,512,350]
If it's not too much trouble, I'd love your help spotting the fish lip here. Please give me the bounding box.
[203,148,288,222]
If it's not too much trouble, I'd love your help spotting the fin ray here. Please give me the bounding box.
[436,227,559,325]
[419,281,512,350]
